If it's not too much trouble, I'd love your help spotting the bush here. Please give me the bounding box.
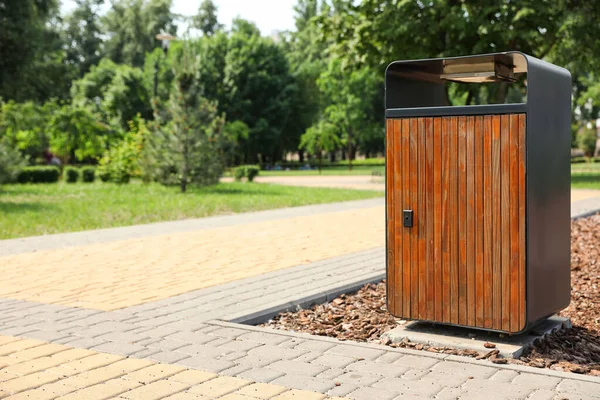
[64,167,80,183]
[234,165,260,182]
[577,127,599,158]
[0,138,26,185]
[234,167,246,181]
[81,166,96,183]
[245,165,260,182]
[17,166,60,183]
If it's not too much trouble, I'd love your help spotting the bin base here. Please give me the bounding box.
[381,315,571,359]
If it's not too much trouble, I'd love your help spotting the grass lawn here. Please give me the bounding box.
[224,166,385,177]
[0,182,382,240]
[571,162,600,189]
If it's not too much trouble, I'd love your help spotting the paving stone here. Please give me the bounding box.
[430,360,497,379]
[236,382,288,399]
[461,379,535,399]
[399,368,430,381]
[316,368,344,380]
[552,392,600,400]
[129,348,161,359]
[235,353,284,368]
[334,371,383,386]
[527,389,558,400]
[147,339,188,352]
[206,327,250,339]
[176,344,232,358]
[372,377,443,397]
[271,389,326,400]
[327,382,360,397]
[434,387,464,400]
[325,345,384,360]
[374,352,404,364]
[512,373,561,390]
[120,379,189,400]
[0,326,36,336]
[166,331,219,345]
[416,370,470,387]
[393,354,440,370]
[247,345,307,361]
[556,379,600,396]
[96,331,148,344]
[91,342,147,356]
[271,373,336,393]
[278,339,304,349]
[310,354,357,368]
[268,360,329,377]
[134,326,181,339]
[346,360,408,377]
[22,330,71,342]
[175,356,235,373]
[293,352,322,363]
[489,369,520,382]
[216,340,262,353]
[187,376,250,397]
[237,332,291,346]
[345,386,398,400]
[62,337,108,349]
[218,364,253,377]
[237,367,286,383]
[145,351,191,364]
[218,351,248,362]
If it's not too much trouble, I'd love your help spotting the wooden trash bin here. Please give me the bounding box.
[385,52,571,334]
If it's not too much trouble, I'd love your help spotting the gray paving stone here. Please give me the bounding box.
[346,360,408,377]
[393,354,441,370]
[218,351,247,362]
[271,373,336,393]
[159,320,208,332]
[399,368,430,381]
[22,330,71,342]
[327,383,360,397]
[278,339,304,349]
[512,373,561,389]
[207,327,251,339]
[247,345,307,361]
[235,353,283,368]
[166,331,219,345]
[175,356,235,373]
[0,327,36,336]
[145,351,190,364]
[95,331,148,344]
[374,352,404,364]
[146,339,188,351]
[316,368,345,380]
[326,344,385,360]
[62,337,109,349]
[556,379,600,396]
[311,354,357,368]
[527,389,557,400]
[132,337,162,347]
[335,371,383,386]
[552,393,600,400]
[346,386,398,400]
[218,364,252,377]
[372,377,443,397]
[430,360,497,379]
[268,360,328,377]
[215,339,262,353]
[237,367,285,383]
[489,369,520,382]
[434,387,464,400]
[129,348,161,359]
[237,331,291,345]
[91,341,147,356]
[461,378,535,399]
[292,352,322,363]
[417,370,470,387]
[133,326,181,339]
[176,343,232,358]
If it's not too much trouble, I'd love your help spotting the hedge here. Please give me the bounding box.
[235,165,260,182]
[64,166,80,183]
[81,166,96,183]
[17,166,60,184]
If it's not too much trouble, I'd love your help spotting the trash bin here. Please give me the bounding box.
[385,52,571,334]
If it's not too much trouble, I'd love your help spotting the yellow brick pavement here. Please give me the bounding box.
[0,207,384,311]
[0,335,346,399]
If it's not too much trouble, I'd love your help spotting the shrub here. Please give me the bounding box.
[0,137,26,185]
[577,127,599,158]
[234,167,246,181]
[245,165,260,182]
[64,166,80,183]
[17,166,60,183]
[81,166,96,183]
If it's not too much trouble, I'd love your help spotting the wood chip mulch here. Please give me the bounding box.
[261,213,600,376]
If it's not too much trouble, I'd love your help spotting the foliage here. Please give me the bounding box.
[577,127,599,158]
[71,58,152,129]
[234,165,260,182]
[97,115,150,183]
[300,120,341,173]
[17,166,60,184]
[234,166,245,181]
[149,47,225,192]
[194,0,223,36]
[47,104,112,163]
[102,0,177,67]
[64,166,80,183]
[81,166,96,183]
[0,138,25,185]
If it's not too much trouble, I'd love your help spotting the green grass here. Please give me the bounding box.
[224,166,385,177]
[0,182,382,240]
[571,162,600,189]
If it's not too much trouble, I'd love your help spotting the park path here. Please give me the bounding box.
[1,196,600,398]
[221,176,385,191]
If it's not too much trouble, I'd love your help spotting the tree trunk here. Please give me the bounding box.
[329,151,336,162]
[318,151,322,175]
[298,150,304,163]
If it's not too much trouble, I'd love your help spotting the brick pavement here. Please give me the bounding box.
[1,196,600,399]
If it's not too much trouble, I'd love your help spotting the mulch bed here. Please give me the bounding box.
[261,213,600,376]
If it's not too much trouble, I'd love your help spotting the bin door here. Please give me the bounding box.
[386,115,526,333]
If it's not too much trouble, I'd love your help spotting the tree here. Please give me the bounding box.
[577,126,598,159]
[63,0,106,77]
[71,58,152,129]
[299,120,340,173]
[149,47,225,192]
[193,0,222,36]
[0,137,25,185]
[102,0,177,67]
[316,58,380,169]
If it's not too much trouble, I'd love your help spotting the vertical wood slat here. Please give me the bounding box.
[386,119,394,311]
[426,118,435,321]
[492,116,502,330]
[501,115,511,332]
[402,118,411,318]
[458,116,467,326]
[483,116,493,329]
[394,119,403,316]
[410,119,419,318]
[466,116,476,326]
[417,118,426,319]
[441,117,451,323]
[518,114,527,331]
[386,114,526,333]
[433,118,443,322]
[475,117,485,327]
